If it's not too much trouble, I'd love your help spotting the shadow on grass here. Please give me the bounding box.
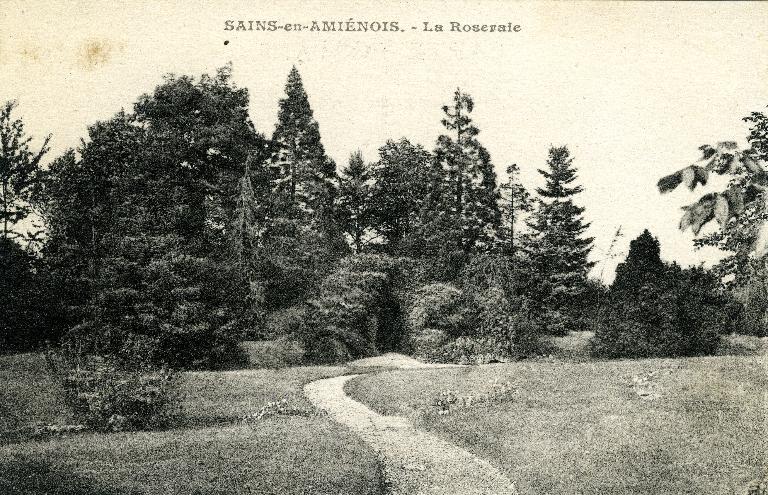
[0,458,139,495]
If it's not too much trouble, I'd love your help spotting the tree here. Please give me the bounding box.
[255,67,346,309]
[498,163,533,255]
[369,138,432,253]
[229,155,269,335]
[592,230,725,358]
[43,67,259,369]
[433,89,501,252]
[338,151,373,253]
[0,100,50,241]
[270,66,337,220]
[523,146,594,332]
[231,157,263,284]
[134,64,263,252]
[611,229,666,293]
[41,113,145,336]
[656,109,768,286]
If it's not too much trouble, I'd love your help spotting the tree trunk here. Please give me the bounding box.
[2,180,8,241]
[510,191,515,255]
[455,108,464,215]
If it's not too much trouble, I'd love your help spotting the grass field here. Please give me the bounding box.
[0,352,385,495]
[347,354,768,495]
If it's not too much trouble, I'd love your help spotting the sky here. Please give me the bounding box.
[2,1,768,281]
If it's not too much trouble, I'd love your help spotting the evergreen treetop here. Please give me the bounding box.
[338,150,373,253]
[537,146,584,199]
[523,145,594,332]
[433,89,500,251]
[612,229,666,294]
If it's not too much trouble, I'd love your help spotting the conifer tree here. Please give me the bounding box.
[592,230,725,358]
[499,163,533,255]
[270,66,337,220]
[231,156,263,282]
[258,67,346,309]
[524,146,594,331]
[338,150,373,253]
[433,89,501,252]
[44,67,257,369]
[612,229,666,294]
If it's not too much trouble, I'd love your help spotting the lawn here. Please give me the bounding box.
[347,354,768,495]
[0,352,73,441]
[0,352,385,495]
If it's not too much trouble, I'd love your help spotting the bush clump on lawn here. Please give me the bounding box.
[406,283,467,360]
[300,254,407,363]
[592,230,727,358]
[739,267,768,337]
[46,352,181,432]
[406,268,545,364]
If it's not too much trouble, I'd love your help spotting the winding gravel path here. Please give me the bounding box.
[303,354,518,495]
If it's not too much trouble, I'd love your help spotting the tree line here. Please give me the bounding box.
[4,64,766,373]
[1,65,597,364]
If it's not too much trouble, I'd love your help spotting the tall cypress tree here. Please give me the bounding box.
[433,89,501,252]
[270,66,337,220]
[524,146,594,331]
[231,156,266,286]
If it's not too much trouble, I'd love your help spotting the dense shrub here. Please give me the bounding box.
[405,256,546,363]
[407,283,467,337]
[300,254,406,363]
[465,289,545,359]
[54,238,249,371]
[46,352,181,432]
[440,336,505,364]
[461,255,546,359]
[406,283,467,360]
[592,231,726,358]
[408,328,451,361]
[741,274,768,337]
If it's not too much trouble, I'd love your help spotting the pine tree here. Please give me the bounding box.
[270,66,337,219]
[524,146,594,331]
[433,89,501,252]
[338,150,373,253]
